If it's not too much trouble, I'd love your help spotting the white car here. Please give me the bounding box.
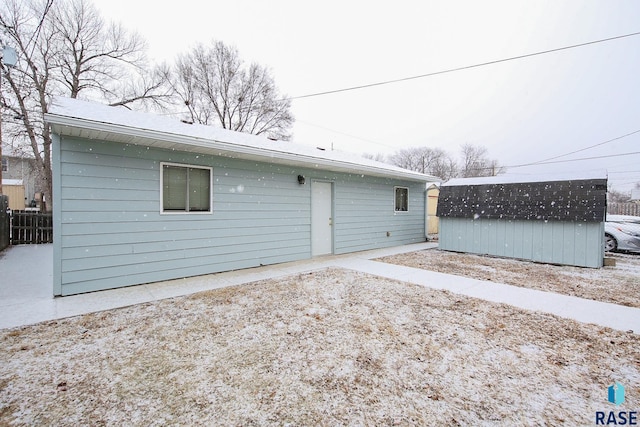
[605,215,640,253]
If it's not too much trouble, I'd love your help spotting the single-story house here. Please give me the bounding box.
[1,149,44,210]
[46,97,438,296]
[436,172,608,268]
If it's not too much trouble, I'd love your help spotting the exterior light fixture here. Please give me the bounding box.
[297,175,306,185]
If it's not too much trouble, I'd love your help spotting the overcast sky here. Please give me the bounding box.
[92,0,640,192]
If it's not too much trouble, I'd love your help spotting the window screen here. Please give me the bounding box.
[162,164,211,213]
[395,187,408,212]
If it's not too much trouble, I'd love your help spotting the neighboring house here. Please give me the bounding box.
[436,172,608,268]
[1,151,42,210]
[46,97,438,296]
[426,183,440,235]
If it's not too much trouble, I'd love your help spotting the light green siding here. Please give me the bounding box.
[55,137,426,295]
[334,179,425,254]
[439,217,604,268]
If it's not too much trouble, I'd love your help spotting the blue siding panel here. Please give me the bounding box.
[333,179,425,254]
[55,136,427,295]
[439,217,604,268]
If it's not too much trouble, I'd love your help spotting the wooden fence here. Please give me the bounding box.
[608,203,640,217]
[10,210,53,245]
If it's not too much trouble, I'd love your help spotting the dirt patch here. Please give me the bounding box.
[376,249,640,308]
[1,268,638,425]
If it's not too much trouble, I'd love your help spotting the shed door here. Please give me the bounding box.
[311,181,333,256]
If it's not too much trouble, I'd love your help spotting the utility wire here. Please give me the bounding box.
[288,31,640,101]
[296,119,397,149]
[508,151,640,169]
[528,129,640,164]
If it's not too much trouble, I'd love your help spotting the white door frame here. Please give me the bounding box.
[311,181,334,256]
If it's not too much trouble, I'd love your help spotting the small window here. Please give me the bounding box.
[1,158,7,172]
[161,163,212,213]
[394,187,408,212]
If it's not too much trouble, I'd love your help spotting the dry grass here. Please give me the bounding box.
[1,268,638,426]
[377,249,640,308]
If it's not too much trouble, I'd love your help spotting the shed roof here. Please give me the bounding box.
[437,173,608,222]
[443,170,608,187]
[45,97,437,183]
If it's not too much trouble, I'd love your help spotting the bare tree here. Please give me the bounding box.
[389,147,457,180]
[607,185,630,203]
[459,143,504,177]
[362,152,388,163]
[0,0,171,207]
[172,41,294,140]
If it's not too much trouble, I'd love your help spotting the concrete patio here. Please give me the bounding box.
[0,242,639,333]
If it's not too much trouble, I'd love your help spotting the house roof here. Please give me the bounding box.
[45,97,438,183]
[2,179,23,186]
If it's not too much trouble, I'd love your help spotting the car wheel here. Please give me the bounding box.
[604,233,618,252]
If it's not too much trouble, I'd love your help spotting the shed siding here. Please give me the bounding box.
[439,217,604,268]
[56,137,425,295]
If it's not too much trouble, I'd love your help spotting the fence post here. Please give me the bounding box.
[0,196,9,251]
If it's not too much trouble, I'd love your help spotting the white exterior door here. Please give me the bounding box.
[311,181,333,256]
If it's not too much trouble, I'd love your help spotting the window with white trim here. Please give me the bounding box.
[394,187,408,212]
[161,163,212,213]
[1,158,7,173]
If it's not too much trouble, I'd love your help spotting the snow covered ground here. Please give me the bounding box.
[377,249,640,308]
[0,267,638,425]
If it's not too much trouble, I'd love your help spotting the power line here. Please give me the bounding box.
[608,170,640,174]
[529,129,640,165]
[288,31,640,101]
[296,119,397,149]
[508,151,640,168]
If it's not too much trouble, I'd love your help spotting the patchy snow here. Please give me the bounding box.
[443,170,608,186]
[0,268,638,425]
[46,97,437,183]
[377,249,640,308]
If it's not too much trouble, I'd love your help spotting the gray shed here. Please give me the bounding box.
[436,172,608,268]
[46,98,438,296]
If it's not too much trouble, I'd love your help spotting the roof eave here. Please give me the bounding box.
[45,113,437,183]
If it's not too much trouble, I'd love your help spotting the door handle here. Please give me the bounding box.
[329,217,333,226]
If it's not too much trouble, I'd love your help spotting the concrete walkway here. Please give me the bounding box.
[1,243,639,333]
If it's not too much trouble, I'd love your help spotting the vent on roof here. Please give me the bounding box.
[316,147,326,151]
[180,119,194,125]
